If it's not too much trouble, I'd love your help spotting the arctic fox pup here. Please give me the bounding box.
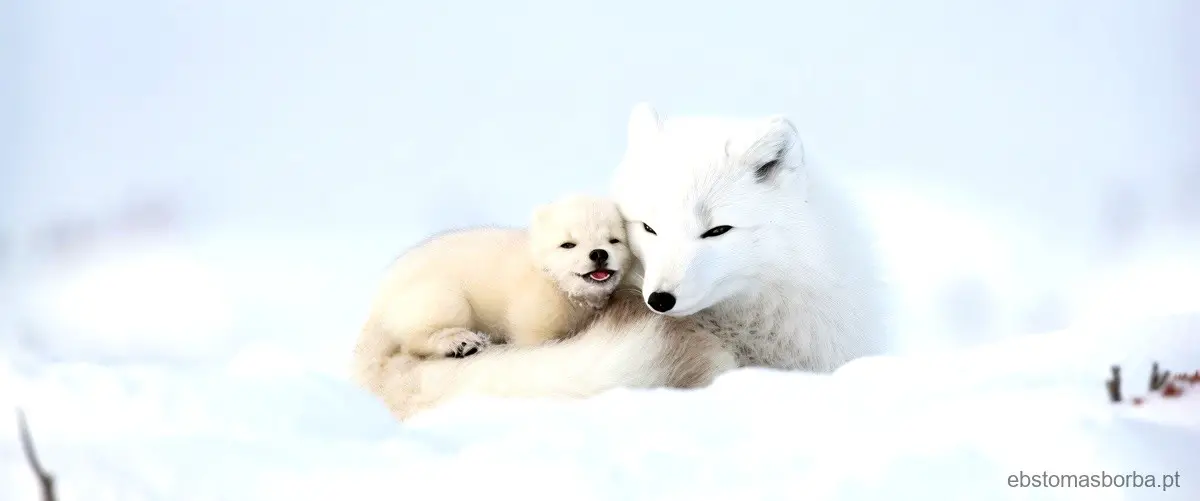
[351,194,632,391]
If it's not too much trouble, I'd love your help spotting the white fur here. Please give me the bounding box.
[366,103,888,419]
[352,195,632,392]
[614,104,887,370]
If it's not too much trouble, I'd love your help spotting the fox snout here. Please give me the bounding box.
[639,257,696,315]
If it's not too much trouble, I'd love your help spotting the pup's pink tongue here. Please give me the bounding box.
[589,270,612,281]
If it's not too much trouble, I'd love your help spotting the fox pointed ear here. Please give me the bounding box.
[627,102,663,149]
[752,115,805,183]
[766,115,798,138]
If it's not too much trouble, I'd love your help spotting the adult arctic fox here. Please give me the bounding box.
[370,103,887,419]
[352,194,633,392]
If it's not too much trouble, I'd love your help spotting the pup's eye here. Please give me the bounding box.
[642,223,656,235]
[560,242,576,249]
[608,239,621,244]
[700,225,732,238]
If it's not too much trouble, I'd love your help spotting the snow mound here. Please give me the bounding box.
[3,314,1198,500]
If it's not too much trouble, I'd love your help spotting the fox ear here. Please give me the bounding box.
[531,203,551,229]
[627,102,663,150]
[752,115,804,183]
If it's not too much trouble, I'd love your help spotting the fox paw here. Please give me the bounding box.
[429,328,491,358]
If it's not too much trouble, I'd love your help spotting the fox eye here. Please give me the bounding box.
[608,239,620,244]
[642,223,657,235]
[700,225,732,238]
[560,242,576,249]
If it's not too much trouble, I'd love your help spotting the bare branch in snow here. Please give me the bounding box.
[1150,361,1171,392]
[16,408,57,501]
[1106,365,1122,403]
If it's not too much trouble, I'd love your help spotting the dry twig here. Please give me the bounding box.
[1105,365,1122,403]
[1150,361,1171,392]
[16,409,57,501]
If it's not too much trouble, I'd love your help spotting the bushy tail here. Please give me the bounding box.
[362,295,737,420]
[351,319,407,393]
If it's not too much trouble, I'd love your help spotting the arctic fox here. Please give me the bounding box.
[351,194,633,393]
[368,103,887,419]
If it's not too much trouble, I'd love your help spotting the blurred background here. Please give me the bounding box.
[1,1,1197,497]
[1,0,1198,443]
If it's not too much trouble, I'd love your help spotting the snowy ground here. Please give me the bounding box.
[1,233,1199,500]
[2,175,1198,501]
[1,320,1198,501]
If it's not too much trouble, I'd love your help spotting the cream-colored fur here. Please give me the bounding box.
[375,289,738,420]
[352,194,632,392]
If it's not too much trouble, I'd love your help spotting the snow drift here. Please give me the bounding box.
[2,310,1197,501]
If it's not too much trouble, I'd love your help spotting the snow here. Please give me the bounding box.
[3,294,1199,500]
[5,0,1200,499]
[4,233,1200,500]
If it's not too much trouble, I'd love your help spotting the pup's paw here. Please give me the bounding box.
[429,328,491,358]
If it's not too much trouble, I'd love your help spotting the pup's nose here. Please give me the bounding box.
[647,291,676,313]
[589,249,608,263]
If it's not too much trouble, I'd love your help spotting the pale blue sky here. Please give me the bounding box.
[8,0,1194,224]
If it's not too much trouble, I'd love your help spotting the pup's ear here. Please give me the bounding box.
[627,102,663,151]
[530,203,552,229]
[750,115,804,184]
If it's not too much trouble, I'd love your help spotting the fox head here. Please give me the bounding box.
[610,102,810,317]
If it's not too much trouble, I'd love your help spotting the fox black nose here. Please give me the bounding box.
[589,249,608,263]
[647,291,676,313]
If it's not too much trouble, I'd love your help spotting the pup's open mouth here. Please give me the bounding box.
[581,269,616,283]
